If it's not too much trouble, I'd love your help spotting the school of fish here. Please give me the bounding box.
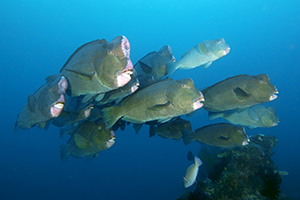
[14,36,279,188]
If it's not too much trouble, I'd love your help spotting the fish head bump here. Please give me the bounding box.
[168,78,205,112]
[246,74,278,103]
[203,38,230,58]
[98,36,133,89]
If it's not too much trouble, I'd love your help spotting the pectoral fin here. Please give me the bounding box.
[198,42,210,55]
[27,94,36,113]
[94,93,105,102]
[218,135,230,140]
[148,101,171,111]
[82,93,97,103]
[248,108,260,121]
[234,87,251,100]
[139,61,153,74]
[74,134,90,149]
[202,61,212,69]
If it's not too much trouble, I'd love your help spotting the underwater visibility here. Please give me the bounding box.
[14,35,288,199]
[2,1,299,200]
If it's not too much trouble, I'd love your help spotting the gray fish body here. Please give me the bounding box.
[149,117,193,141]
[202,74,278,112]
[209,105,279,129]
[52,104,94,127]
[95,73,139,106]
[167,38,230,74]
[15,76,68,132]
[60,36,133,102]
[60,120,115,162]
[102,78,204,128]
[134,45,175,83]
[183,123,249,148]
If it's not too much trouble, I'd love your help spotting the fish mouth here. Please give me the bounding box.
[224,47,230,55]
[117,62,134,87]
[243,138,250,146]
[106,131,116,148]
[193,92,205,110]
[131,82,140,93]
[273,120,279,126]
[50,102,64,117]
[269,90,279,101]
[84,104,94,118]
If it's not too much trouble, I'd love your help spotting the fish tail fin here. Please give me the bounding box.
[102,106,122,129]
[166,61,178,75]
[60,144,70,162]
[182,129,195,145]
[59,125,76,139]
[194,156,203,167]
[208,111,223,120]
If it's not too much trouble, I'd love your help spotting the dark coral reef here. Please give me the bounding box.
[177,134,291,200]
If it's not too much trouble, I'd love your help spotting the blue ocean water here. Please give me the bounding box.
[1,0,299,199]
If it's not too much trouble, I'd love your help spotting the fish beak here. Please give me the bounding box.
[243,138,250,146]
[131,82,140,93]
[269,91,278,101]
[193,92,205,110]
[50,102,65,117]
[106,133,116,148]
[225,47,230,54]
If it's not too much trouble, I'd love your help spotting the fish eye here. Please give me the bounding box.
[182,84,190,89]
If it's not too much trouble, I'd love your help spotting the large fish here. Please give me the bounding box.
[209,104,279,129]
[60,35,133,102]
[201,74,278,112]
[60,120,115,162]
[183,156,202,188]
[149,117,193,141]
[183,123,250,148]
[14,76,68,132]
[167,38,230,75]
[134,45,175,83]
[94,73,139,106]
[51,104,94,127]
[102,78,204,128]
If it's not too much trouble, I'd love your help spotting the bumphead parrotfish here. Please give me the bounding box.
[134,45,175,83]
[60,35,133,103]
[209,104,279,129]
[51,104,94,127]
[183,123,250,148]
[60,120,115,162]
[14,76,68,132]
[149,117,193,141]
[167,38,230,75]
[201,74,278,112]
[102,78,204,128]
[95,73,139,106]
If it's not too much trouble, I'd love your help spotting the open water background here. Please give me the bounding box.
[0,0,299,199]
